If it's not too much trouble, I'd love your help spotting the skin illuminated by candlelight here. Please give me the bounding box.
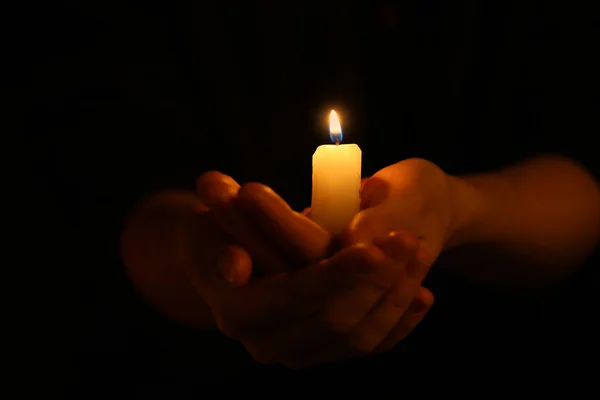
[123,155,599,368]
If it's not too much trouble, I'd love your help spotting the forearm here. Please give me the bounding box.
[443,155,600,289]
[121,190,217,329]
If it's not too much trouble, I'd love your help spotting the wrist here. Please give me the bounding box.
[445,174,490,249]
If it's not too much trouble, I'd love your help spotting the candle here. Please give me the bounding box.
[310,110,362,233]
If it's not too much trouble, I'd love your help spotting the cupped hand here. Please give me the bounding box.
[190,171,434,368]
[186,225,433,369]
[343,158,455,264]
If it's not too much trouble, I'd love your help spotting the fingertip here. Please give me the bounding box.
[196,172,240,208]
[359,177,389,209]
[218,245,253,287]
[196,171,234,190]
[339,207,386,248]
[412,287,435,312]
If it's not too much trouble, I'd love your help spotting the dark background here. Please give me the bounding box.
[20,0,598,392]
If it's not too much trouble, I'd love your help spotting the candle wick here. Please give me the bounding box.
[335,139,340,146]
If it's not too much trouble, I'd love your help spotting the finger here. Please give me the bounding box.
[214,244,393,340]
[242,240,399,364]
[359,176,389,209]
[339,205,391,247]
[317,243,400,336]
[283,233,427,366]
[217,245,253,287]
[278,239,432,368]
[301,207,311,216]
[183,241,253,300]
[374,231,420,271]
[360,177,371,192]
[375,286,434,353]
[284,288,435,369]
[343,231,420,354]
[196,172,289,274]
[377,231,434,280]
[196,171,240,210]
[237,183,331,267]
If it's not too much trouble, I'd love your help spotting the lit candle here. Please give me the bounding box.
[310,110,362,233]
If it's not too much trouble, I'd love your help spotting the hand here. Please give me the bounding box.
[195,171,332,274]
[343,158,456,264]
[186,226,432,369]
[191,171,434,368]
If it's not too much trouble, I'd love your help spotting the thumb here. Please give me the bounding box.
[334,176,391,246]
[339,205,393,247]
[359,176,390,210]
[216,245,253,287]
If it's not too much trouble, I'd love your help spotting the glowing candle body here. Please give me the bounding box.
[310,111,362,233]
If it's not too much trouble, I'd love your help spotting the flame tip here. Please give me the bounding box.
[328,109,343,143]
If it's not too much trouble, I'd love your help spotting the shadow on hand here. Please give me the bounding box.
[359,176,390,210]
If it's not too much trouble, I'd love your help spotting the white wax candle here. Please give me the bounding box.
[310,110,362,233]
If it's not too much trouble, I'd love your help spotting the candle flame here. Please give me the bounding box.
[329,109,343,144]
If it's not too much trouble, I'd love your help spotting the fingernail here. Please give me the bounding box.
[218,249,236,284]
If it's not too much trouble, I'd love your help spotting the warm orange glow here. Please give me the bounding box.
[329,110,342,135]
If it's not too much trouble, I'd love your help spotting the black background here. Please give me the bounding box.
[19,0,599,392]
